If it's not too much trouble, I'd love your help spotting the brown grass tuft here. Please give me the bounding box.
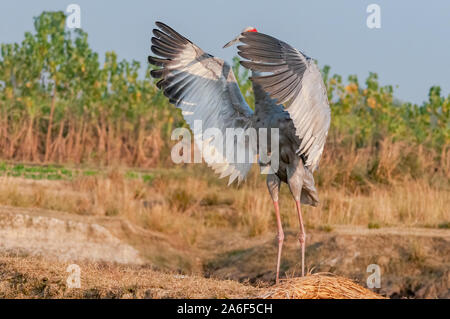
[260,273,384,299]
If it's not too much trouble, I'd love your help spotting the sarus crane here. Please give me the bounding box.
[148,22,331,284]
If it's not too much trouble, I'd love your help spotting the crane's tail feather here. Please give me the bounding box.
[301,168,319,207]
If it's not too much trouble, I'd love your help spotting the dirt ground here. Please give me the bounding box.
[204,227,450,298]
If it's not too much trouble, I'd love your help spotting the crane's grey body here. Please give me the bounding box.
[148,22,330,283]
[251,78,319,206]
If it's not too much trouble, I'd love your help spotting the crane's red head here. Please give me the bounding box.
[223,26,258,48]
[242,26,258,33]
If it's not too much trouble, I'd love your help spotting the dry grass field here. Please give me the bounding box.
[1,161,448,235]
[0,165,448,299]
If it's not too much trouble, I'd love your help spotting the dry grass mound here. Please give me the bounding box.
[260,273,384,299]
[0,254,260,299]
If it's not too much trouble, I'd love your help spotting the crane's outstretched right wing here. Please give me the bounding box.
[238,32,331,172]
[148,22,256,184]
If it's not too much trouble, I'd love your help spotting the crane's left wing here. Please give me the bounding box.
[148,22,256,184]
[238,32,330,172]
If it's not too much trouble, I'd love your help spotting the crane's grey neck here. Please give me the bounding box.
[252,70,281,116]
[251,71,266,104]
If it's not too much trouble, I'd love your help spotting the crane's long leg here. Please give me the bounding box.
[267,174,283,284]
[295,200,306,277]
[286,161,308,277]
[273,200,284,285]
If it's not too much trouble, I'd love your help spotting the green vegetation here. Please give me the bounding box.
[0,161,155,183]
[317,224,334,233]
[0,11,178,167]
[438,222,450,229]
[0,11,448,198]
[368,222,381,229]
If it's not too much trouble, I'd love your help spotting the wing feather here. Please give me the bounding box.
[149,22,256,184]
[238,32,330,171]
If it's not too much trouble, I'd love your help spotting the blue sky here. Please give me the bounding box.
[1,0,449,104]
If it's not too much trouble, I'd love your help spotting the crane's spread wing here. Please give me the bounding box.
[148,22,256,184]
[238,32,330,172]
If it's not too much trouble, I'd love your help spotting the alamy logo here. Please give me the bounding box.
[66,264,81,288]
[366,264,381,289]
[171,120,280,174]
[66,4,81,29]
[366,4,381,29]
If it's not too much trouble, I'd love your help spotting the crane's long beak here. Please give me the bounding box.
[223,35,241,48]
